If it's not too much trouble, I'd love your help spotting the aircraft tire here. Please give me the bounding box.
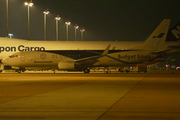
[84,69,90,73]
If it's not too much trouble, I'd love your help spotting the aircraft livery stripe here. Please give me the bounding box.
[41,50,162,64]
[44,50,137,60]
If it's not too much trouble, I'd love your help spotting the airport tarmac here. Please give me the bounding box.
[0,71,180,120]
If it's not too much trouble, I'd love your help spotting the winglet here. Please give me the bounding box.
[101,44,111,56]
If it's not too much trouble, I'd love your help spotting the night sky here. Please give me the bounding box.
[0,0,180,41]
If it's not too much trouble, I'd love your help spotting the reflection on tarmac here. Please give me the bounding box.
[0,71,180,120]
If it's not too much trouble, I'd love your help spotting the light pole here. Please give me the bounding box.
[55,15,61,41]
[74,24,79,41]
[8,33,13,38]
[6,0,8,38]
[65,20,71,41]
[80,27,85,41]
[25,0,33,40]
[43,9,49,41]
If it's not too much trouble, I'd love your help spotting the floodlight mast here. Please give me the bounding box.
[55,15,61,41]
[80,27,85,41]
[74,24,79,41]
[24,0,33,40]
[43,9,49,41]
[6,0,8,38]
[65,20,71,41]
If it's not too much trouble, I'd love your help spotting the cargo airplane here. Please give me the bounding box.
[2,19,180,73]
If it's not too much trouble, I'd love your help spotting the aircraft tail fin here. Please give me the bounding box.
[166,22,180,42]
[140,19,170,51]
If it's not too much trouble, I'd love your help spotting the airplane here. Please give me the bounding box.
[0,20,179,62]
[3,19,179,73]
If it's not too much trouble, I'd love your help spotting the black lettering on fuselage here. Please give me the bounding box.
[0,45,45,53]
[118,54,151,60]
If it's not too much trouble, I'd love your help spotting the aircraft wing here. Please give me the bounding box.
[151,49,172,58]
[74,45,111,65]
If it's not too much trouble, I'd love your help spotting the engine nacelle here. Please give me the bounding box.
[58,61,75,70]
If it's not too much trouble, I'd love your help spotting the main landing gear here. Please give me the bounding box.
[15,68,25,73]
[15,70,21,73]
[83,68,90,73]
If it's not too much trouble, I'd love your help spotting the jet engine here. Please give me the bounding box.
[58,61,75,70]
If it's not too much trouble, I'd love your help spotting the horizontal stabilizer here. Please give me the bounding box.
[152,49,171,54]
[168,45,180,49]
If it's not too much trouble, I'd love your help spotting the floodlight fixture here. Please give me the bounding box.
[8,33,13,38]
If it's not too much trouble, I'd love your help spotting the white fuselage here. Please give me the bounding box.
[0,38,142,60]
[2,48,180,70]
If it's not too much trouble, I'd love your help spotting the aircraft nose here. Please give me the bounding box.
[2,58,8,65]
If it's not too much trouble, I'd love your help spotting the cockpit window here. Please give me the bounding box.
[9,55,18,58]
